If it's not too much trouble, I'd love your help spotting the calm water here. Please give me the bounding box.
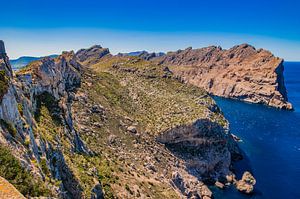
[212,62,300,199]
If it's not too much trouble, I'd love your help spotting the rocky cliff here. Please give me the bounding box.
[154,44,292,110]
[0,42,248,199]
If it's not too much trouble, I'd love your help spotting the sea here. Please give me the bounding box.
[212,62,300,199]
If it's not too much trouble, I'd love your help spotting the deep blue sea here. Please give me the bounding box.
[212,62,300,199]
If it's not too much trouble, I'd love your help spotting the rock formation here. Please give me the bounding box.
[154,44,293,110]
[236,171,256,194]
[0,43,91,198]
[0,40,6,55]
[76,45,110,63]
[0,42,251,199]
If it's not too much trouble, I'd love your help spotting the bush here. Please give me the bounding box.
[18,103,23,116]
[0,145,51,197]
[0,119,17,137]
[0,70,8,101]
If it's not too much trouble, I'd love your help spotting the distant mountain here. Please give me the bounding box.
[117,51,165,60]
[10,55,58,70]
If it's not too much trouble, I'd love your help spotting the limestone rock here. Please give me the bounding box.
[154,44,293,110]
[236,171,256,194]
[127,125,137,134]
[171,171,209,198]
[0,40,6,54]
[157,119,238,179]
[91,183,104,199]
[215,181,225,189]
[76,45,110,63]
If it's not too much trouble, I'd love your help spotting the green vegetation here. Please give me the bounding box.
[0,70,9,101]
[125,184,133,195]
[8,55,227,199]
[40,158,50,177]
[0,119,17,137]
[98,159,119,199]
[0,145,51,197]
[17,103,23,116]
[34,92,62,125]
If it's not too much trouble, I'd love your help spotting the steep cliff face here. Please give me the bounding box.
[0,42,96,198]
[154,44,293,110]
[0,42,246,199]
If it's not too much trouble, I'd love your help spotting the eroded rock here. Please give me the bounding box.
[236,171,256,194]
[154,44,293,110]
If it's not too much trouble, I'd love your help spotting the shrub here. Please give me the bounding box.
[0,145,51,197]
[0,119,17,137]
[0,70,8,101]
[17,103,23,116]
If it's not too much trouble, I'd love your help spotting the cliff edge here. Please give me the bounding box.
[154,44,293,110]
[0,42,245,199]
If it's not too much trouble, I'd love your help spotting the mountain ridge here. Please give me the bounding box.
[151,43,293,110]
[0,41,247,198]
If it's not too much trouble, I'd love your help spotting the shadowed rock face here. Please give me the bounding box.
[76,45,110,63]
[0,40,12,77]
[154,44,293,110]
[0,40,6,55]
[157,119,239,180]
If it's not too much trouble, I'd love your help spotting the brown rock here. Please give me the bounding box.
[201,185,212,197]
[154,44,293,110]
[236,171,256,194]
[0,176,25,199]
[215,181,225,189]
[127,126,137,134]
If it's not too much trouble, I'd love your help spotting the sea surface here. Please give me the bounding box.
[212,62,300,199]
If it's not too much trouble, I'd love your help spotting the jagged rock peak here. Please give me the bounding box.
[0,40,13,77]
[0,40,6,54]
[76,44,110,63]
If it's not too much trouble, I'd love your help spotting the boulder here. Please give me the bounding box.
[127,125,137,134]
[236,171,256,194]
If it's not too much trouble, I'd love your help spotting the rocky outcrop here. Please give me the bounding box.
[157,119,238,180]
[17,51,88,154]
[235,171,256,194]
[0,41,94,198]
[0,40,13,77]
[171,170,212,199]
[76,45,110,63]
[154,44,293,110]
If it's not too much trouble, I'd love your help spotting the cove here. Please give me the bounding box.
[212,62,300,199]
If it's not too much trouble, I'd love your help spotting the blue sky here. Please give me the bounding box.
[1,0,300,60]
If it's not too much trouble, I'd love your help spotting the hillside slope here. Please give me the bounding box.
[0,42,245,199]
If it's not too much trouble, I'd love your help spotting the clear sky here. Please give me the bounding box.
[1,0,300,60]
